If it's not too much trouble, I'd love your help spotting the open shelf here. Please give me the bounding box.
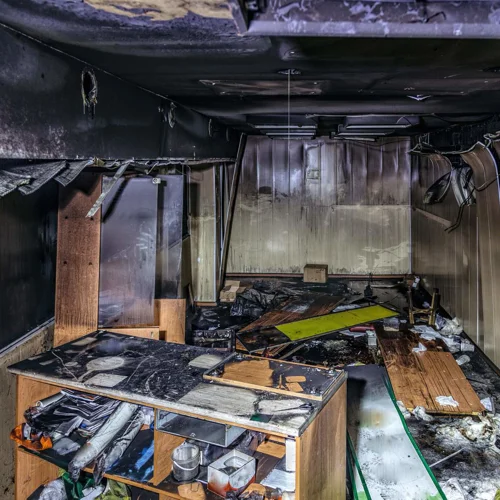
[18,425,286,499]
[12,344,346,500]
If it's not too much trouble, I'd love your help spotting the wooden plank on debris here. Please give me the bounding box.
[203,353,344,401]
[240,294,344,333]
[377,330,484,415]
[54,174,101,347]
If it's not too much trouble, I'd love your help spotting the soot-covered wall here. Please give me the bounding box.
[0,184,57,351]
[228,136,411,275]
[412,118,500,367]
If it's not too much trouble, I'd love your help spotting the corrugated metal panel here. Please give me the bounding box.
[228,137,411,274]
[411,153,480,348]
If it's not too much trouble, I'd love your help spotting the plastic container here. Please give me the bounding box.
[208,450,256,497]
[171,442,200,482]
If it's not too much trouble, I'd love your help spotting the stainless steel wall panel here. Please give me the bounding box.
[99,177,158,327]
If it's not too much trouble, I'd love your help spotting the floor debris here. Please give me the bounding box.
[187,277,500,499]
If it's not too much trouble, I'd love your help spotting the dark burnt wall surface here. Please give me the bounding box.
[0,26,239,160]
[0,27,163,159]
[228,136,411,275]
[0,183,57,351]
[412,117,500,365]
[412,153,479,345]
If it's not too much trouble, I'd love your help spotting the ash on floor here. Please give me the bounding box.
[189,277,500,498]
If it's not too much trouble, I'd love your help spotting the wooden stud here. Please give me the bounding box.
[15,376,62,499]
[155,299,186,343]
[296,381,347,500]
[54,174,101,346]
[219,135,246,291]
[152,429,185,486]
[16,449,59,500]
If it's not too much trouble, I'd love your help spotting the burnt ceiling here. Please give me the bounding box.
[2,0,500,136]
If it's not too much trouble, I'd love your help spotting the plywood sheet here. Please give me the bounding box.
[153,431,185,485]
[155,299,186,343]
[240,294,344,333]
[55,174,101,346]
[105,327,160,340]
[203,353,344,401]
[377,330,484,415]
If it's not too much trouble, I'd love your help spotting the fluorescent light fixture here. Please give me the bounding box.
[255,124,316,130]
[267,133,315,137]
[344,115,419,129]
[338,131,392,136]
[344,137,376,142]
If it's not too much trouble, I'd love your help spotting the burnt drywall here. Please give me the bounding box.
[0,25,239,160]
[411,117,500,367]
[228,136,411,275]
[0,184,57,351]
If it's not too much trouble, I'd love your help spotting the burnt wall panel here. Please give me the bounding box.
[156,175,184,299]
[0,184,57,351]
[0,27,163,159]
[228,136,411,275]
[410,118,500,366]
[189,166,217,302]
[0,26,239,160]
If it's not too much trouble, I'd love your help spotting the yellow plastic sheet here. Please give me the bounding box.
[276,304,398,341]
